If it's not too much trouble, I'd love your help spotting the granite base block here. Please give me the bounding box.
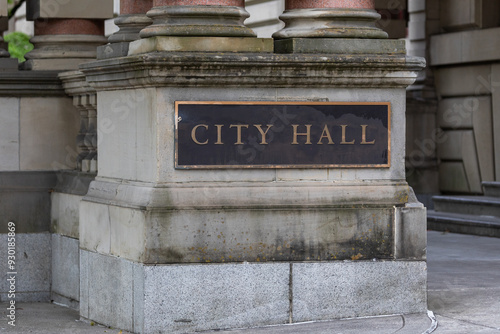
[51,234,79,309]
[80,250,427,334]
[293,261,428,322]
[141,262,290,334]
[0,233,51,302]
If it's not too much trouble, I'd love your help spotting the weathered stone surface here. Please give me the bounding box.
[274,38,405,54]
[81,194,397,263]
[51,192,82,238]
[0,98,20,170]
[129,36,273,54]
[80,250,289,333]
[51,234,79,309]
[53,170,95,196]
[0,233,51,302]
[19,97,79,170]
[293,261,427,322]
[395,190,427,260]
[81,52,425,90]
[79,250,427,334]
[94,86,409,183]
[0,171,56,234]
[139,5,256,39]
[77,48,426,333]
[80,250,135,332]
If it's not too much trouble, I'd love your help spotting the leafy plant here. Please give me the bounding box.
[4,31,33,62]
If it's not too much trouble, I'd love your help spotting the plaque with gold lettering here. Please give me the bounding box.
[175,101,390,169]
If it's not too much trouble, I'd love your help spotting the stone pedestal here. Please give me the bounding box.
[79,47,426,333]
[273,0,390,53]
[24,0,113,70]
[128,0,273,53]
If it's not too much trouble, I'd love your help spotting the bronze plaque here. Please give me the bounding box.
[175,101,391,169]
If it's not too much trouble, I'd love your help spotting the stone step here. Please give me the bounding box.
[427,210,500,238]
[482,181,500,198]
[433,195,500,217]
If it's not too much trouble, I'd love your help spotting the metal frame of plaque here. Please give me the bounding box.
[175,101,391,169]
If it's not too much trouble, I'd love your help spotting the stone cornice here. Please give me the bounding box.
[84,179,411,211]
[59,70,96,96]
[0,70,66,97]
[80,52,426,90]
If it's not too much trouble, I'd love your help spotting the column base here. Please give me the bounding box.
[80,250,427,333]
[128,36,273,54]
[273,8,388,39]
[24,34,107,71]
[274,38,406,54]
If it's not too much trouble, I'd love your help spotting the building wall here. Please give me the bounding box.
[430,0,500,194]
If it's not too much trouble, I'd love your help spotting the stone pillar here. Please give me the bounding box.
[77,0,427,332]
[98,0,153,59]
[128,0,272,54]
[273,0,399,53]
[24,0,113,70]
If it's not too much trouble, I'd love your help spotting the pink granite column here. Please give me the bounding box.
[24,18,109,70]
[139,0,256,38]
[273,0,387,39]
[108,0,153,43]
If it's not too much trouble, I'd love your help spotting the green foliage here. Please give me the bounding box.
[4,31,33,62]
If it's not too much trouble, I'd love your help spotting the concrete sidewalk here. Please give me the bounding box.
[1,231,499,334]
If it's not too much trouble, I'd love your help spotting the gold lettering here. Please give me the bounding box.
[317,124,334,145]
[230,124,249,145]
[215,124,224,145]
[191,124,209,145]
[254,124,273,145]
[291,125,312,144]
[341,125,355,144]
[361,125,376,144]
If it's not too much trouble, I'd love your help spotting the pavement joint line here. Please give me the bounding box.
[390,314,405,333]
[436,314,500,331]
